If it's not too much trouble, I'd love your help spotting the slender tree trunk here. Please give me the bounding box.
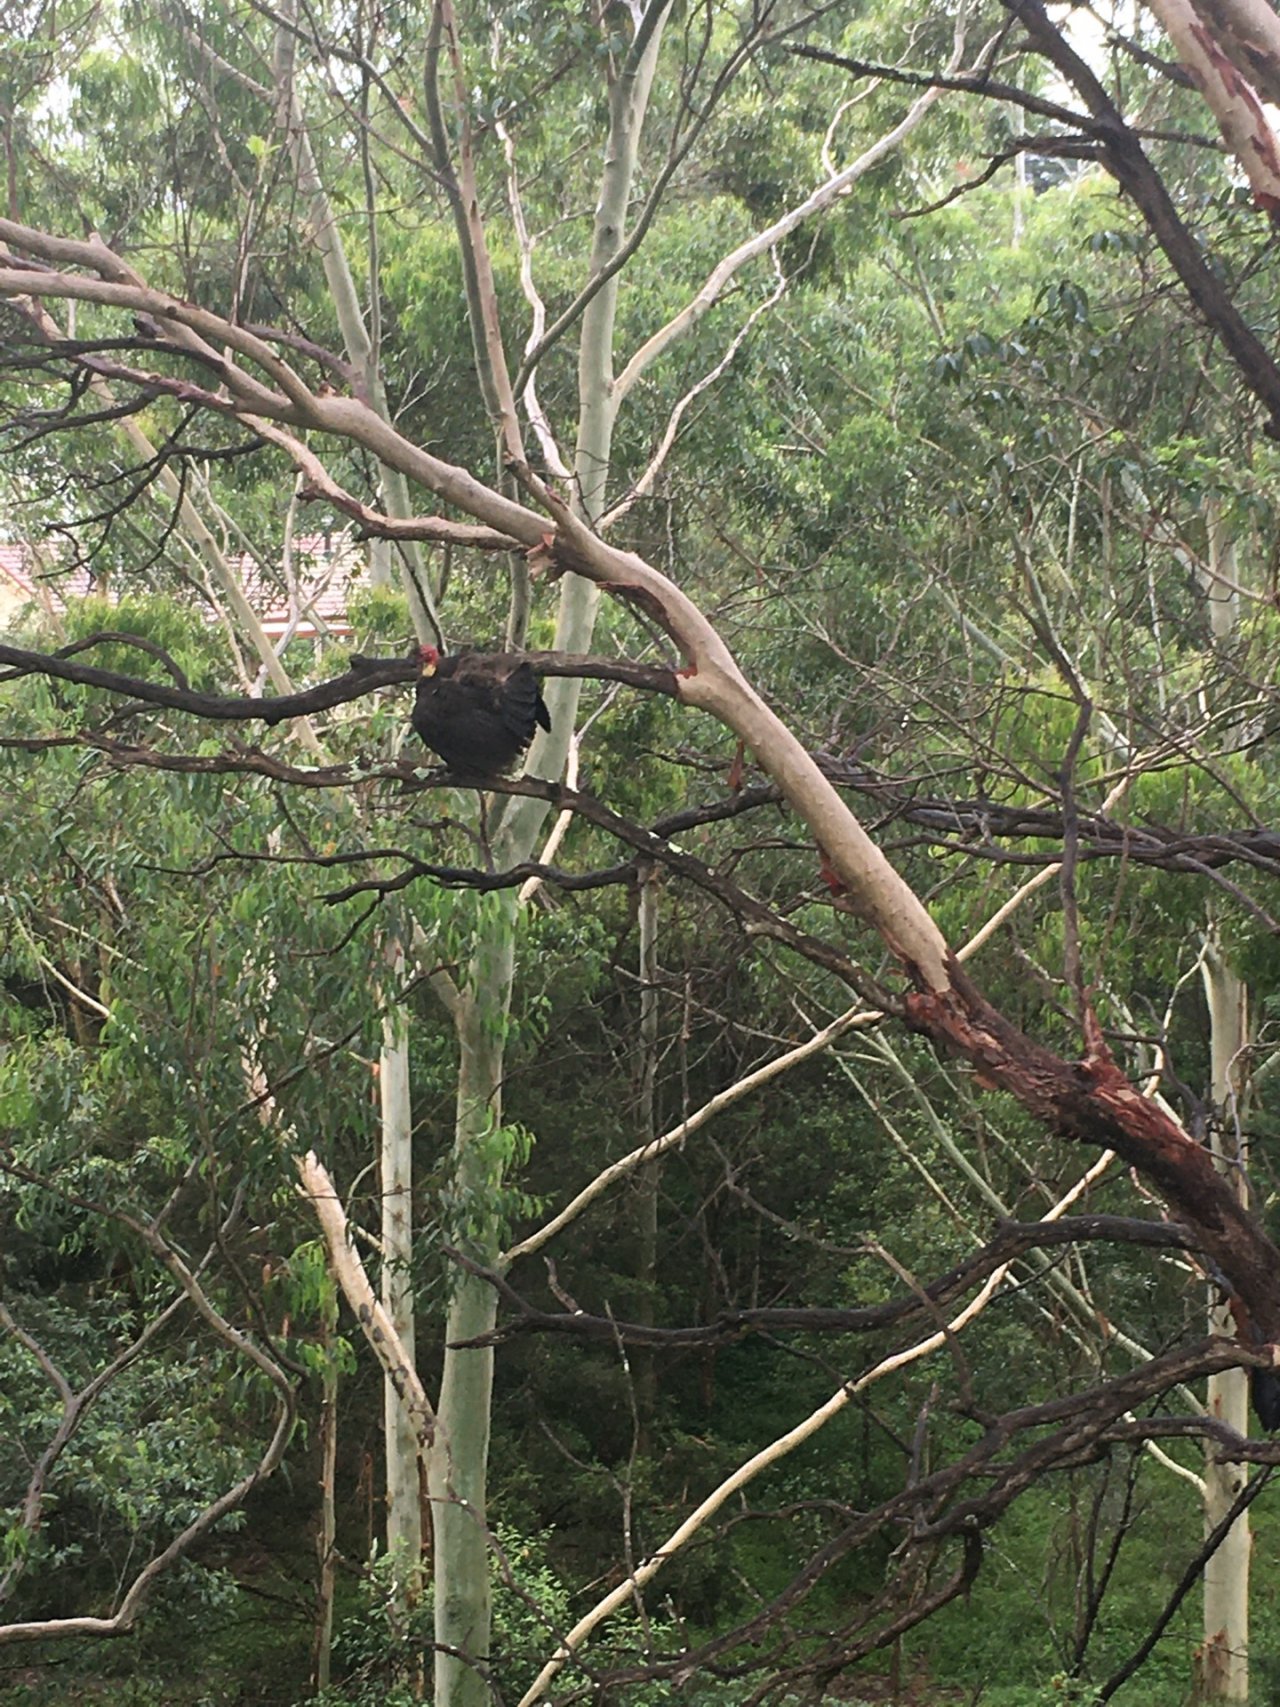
[272,0,440,641]
[381,951,422,1626]
[429,910,514,1707]
[633,860,661,1444]
[270,27,443,1628]
[312,1361,339,1694]
[1198,936,1251,1703]
[1195,499,1250,1704]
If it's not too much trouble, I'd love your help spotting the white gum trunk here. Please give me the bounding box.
[1199,937,1250,1703]
[429,913,514,1707]
[380,983,422,1612]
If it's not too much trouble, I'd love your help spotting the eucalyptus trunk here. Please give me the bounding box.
[1198,939,1251,1703]
[428,909,514,1704]
[1195,502,1251,1705]
[427,15,669,1701]
[312,1361,339,1693]
[381,985,422,1621]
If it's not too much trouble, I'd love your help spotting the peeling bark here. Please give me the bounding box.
[1147,0,1280,213]
[905,964,1280,1351]
[1187,0,1280,107]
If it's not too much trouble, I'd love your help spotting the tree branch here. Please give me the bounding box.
[464,1215,1202,1347]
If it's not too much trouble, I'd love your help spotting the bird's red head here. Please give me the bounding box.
[418,643,441,676]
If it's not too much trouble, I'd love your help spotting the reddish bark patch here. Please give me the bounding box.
[818,849,848,895]
[904,958,1280,1350]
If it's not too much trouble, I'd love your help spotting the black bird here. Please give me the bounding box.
[411,646,551,775]
[1252,1367,1280,1432]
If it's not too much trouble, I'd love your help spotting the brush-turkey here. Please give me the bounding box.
[411,646,551,775]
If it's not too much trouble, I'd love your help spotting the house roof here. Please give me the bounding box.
[0,535,365,641]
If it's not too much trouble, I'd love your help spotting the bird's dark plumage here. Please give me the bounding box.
[411,647,551,775]
[1252,1367,1280,1432]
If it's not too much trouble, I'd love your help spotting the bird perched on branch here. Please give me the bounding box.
[411,646,551,775]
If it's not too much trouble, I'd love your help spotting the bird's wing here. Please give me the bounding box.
[494,662,547,741]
